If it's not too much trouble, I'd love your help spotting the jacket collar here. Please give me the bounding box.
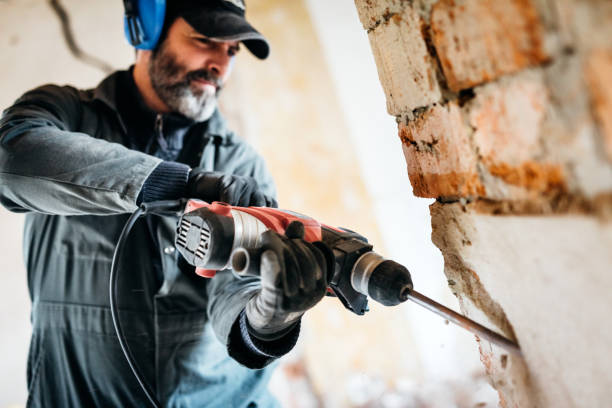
[92,68,231,141]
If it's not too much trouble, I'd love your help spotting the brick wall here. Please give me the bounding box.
[354,0,612,406]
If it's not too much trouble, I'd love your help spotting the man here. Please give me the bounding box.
[0,1,329,406]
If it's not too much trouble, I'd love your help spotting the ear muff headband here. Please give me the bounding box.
[123,0,166,50]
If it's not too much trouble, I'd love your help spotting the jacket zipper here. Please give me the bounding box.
[155,113,163,136]
[154,113,168,152]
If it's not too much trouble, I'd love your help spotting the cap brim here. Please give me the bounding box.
[183,11,270,59]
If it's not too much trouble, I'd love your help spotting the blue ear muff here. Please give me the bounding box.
[124,0,166,50]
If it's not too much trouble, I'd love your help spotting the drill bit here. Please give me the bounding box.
[403,289,522,356]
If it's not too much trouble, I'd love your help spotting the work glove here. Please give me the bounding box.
[187,168,277,207]
[245,221,331,341]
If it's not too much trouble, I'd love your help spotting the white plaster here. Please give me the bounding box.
[461,214,612,406]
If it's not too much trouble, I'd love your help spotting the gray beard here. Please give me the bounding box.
[148,48,220,122]
[171,85,218,122]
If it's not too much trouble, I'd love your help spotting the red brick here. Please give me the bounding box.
[585,50,612,163]
[431,0,549,92]
[487,161,565,193]
[468,74,547,164]
[368,6,442,114]
[556,0,612,51]
[399,103,483,198]
[466,74,566,194]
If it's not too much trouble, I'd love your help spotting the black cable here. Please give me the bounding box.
[110,200,185,408]
[109,205,161,408]
[48,0,115,75]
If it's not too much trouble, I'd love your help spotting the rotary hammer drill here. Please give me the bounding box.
[175,199,413,315]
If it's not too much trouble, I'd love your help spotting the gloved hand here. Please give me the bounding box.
[187,169,277,207]
[245,221,331,340]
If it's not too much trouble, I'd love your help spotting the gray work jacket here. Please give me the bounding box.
[0,70,280,407]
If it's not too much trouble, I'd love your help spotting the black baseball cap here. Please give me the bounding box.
[168,0,270,59]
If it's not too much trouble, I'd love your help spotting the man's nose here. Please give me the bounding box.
[205,46,232,79]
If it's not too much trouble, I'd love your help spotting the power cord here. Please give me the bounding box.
[109,200,185,408]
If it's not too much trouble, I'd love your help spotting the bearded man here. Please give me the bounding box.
[0,1,329,406]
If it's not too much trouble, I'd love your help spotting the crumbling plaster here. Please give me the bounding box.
[432,203,612,406]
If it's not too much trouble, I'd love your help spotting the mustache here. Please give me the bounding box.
[184,69,223,90]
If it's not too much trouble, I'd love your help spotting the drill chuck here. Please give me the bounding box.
[351,252,413,306]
